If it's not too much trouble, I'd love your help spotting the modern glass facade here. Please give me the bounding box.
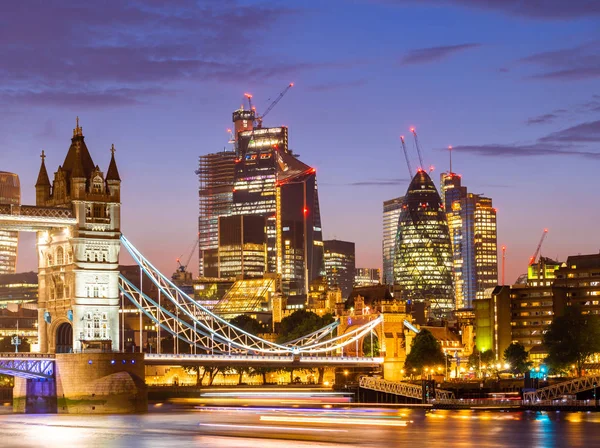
[197,151,236,277]
[394,170,455,318]
[232,125,324,298]
[382,196,403,285]
[324,239,355,298]
[441,172,498,308]
[212,275,278,319]
[355,268,381,287]
[218,214,267,278]
[0,172,20,275]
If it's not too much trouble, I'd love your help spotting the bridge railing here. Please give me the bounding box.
[523,375,600,402]
[0,353,56,360]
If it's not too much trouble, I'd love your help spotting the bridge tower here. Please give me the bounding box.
[36,119,121,353]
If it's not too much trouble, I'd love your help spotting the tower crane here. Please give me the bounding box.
[400,135,414,177]
[176,236,200,275]
[410,127,425,171]
[529,229,548,266]
[255,83,294,128]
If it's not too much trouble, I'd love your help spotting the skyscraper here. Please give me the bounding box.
[324,239,355,298]
[394,170,455,318]
[197,151,236,277]
[382,196,403,285]
[0,172,20,274]
[229,108,324,298]
[441,171,498,308]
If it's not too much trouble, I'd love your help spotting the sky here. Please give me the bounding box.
[1,0,599,284]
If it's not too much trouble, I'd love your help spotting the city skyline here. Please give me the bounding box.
[1,1,599,284]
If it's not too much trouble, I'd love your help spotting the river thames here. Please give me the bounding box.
[1,406,600,447]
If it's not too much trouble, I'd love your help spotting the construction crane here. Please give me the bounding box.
[410,127,425,171]
[175,236,200,277]
[255,83,294,128]
[400,135,414,177]
[529,229,549,266]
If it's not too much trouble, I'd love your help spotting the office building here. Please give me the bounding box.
[197,151,237,277]
[355,268,381,287]
[441,171,498,309]
[382,196,403,285]
[231,112,324,298]
[324,239,355,298]
[218,214,267,279]
[394,170,454,319]
[0,172,20,275]
[0,271,38,308]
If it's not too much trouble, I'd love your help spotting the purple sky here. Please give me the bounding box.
[2,0,599,284]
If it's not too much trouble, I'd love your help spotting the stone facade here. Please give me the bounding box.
[35,119,121,353]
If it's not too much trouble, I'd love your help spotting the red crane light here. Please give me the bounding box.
[303,208,308,215]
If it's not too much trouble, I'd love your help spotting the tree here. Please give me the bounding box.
[277,310,335,385]
[503,342,530,375]
[467,348,495,376]
[229,315,266,335]
[277,310,334,343]
[543,304,600,377]
[404,329,446,374]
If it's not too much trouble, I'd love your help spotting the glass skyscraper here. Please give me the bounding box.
[394,170,454,318]
[0,172,20,275]
[441,172,497,308]
[324,239,355,298]
[382,196,404,285]
[197,151,237,277]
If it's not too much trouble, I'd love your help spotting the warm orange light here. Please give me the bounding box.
[544,228,548,233]
[410,127,415,132]
[290,82,294,87]
[244,93,252,98]
[226,128,231,133]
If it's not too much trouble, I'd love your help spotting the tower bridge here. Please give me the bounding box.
[0,120,413,414]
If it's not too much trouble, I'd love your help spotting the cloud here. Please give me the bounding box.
[526,113,559,126]
[400,43,479,65]
[539,120,600,143]
[519,42,600,81]
[0,1,310,107]
[375,0,600,20]
[451,120,600,159]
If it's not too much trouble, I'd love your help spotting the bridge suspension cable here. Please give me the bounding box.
[120,235,381,356]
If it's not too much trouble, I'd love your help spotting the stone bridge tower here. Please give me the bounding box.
[337,298,416,381]
[36,119,121,353]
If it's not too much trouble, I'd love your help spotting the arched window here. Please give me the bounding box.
[93,286,99,298]
[67,251,73,264]
[56,247,64,265]
[92,176,104,194]
[47,254,53,266]
[84,311,109,340]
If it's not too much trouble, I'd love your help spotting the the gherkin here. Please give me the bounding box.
[393,170,455,318]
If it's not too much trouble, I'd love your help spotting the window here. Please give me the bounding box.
[92,176,104,194]
[84,311,109,340]
[56,247,64,265]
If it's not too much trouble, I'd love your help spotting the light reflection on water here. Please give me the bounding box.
[1,407,600,447]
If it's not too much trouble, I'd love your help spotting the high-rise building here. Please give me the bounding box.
[441,172,498,309]
[324,239,355,298]
[0,172,20,274]
[197,150,236,277]
[394,170,454,319]
[382,196,403,286]
[355,268,381,287]
[231,109,324,298]
[218,214,267,279]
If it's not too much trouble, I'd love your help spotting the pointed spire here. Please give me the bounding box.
[73,116,83,137]
[106,144,121,181]
[71,142,86,179]
[35,150,51,187]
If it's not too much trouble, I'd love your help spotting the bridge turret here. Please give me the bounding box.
[106,144,121,203]
[35,150,51,205]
